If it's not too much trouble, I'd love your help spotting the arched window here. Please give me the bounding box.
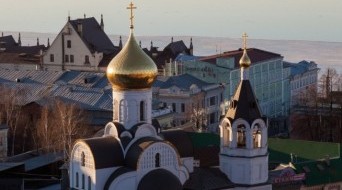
[114,99,119,121]
[81,152,85,166]
[155,153,160,168]
[237,125,246,148]
[75,172,79,187]
[119,100,127,122]
[140,101,145,121]
[253,125,262,148]
[88,176,92,190]
[85,55,90,64]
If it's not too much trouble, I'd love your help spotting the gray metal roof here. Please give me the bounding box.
[153,73,212,90]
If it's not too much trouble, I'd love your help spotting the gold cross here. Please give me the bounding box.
[127,2,137,29]
[242,32,248,49]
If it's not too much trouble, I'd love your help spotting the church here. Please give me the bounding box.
[69,2,271,190]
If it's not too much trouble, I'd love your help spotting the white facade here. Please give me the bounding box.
[42,18,109,72]
[112,89,153,130]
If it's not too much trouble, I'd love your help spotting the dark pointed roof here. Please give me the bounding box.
[137,169,182,190]
[69,17,117,54]
[0,35,17,48]
[79,136,124,169]
[225,80,262,123]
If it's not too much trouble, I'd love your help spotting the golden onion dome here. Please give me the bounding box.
[106,31,158,90]
[239,49,251,68]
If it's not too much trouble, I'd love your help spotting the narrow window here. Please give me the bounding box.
[82,174,85,189]
[85,55,90,64]
[172,103,176,112]
[88,176,91,190]
[81,152,85,166]
[70,55,74,63]
[140,101,145,121]
[237,125,246,148]
[181,103,185,112]
[155,153,160,167]
[65,55,69,63]
[76,172,79,187]
[50,54,54,62]
[67,40,71,48]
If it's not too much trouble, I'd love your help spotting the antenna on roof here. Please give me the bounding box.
[18,33,21,46]
[37,38,40,46]
[100,14,104,30]
[47,38,50,48]
[68,11,71,21]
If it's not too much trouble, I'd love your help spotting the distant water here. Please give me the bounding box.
[4,31,341,74]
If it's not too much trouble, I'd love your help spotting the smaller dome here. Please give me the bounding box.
[106,31,158,90]
[239,49,251,68]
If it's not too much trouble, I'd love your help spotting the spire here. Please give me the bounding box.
[171,37,174,43]
[139,40,142,48]
[18,33,21,46]
[37,38,40,46]
[68,11,71,21]
[84,14,86,19]
[150,41,153,51]
[119,36,123,49]
[126,1,137,30]
[47,38,50,48]
[239,32,251,80]
[100,14,104,30]
[189,37,193,55]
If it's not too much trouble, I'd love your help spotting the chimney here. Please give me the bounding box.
[77,20,83,36]
[100,14,104,31]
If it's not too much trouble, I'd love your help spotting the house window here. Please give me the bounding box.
[88,176,91,190]
[140,101,145,121]
[65,55,69,63]
[76,172,79,187]
[209,96,216,106]
[181,103,185,112]
[155,153,160,168]
[50,54,54,62]
[172,103,176,112]
[85,55,90,64]
[70,55,74,63]
[81,152,85,166]
[67,40,71,48]
[209,112,216,124]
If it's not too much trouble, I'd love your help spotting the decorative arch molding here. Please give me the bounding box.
[251,118,267,148]
[219,118,232,147]
[231,118,251,149]
[135,124,158,139]
[104,122,119,138]
[136,142,183,182]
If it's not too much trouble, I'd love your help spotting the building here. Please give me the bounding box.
[285,60,319,106]
[42,16,120,72]
[176,46,292,121]
[0,34,46,71]
[153,74,224,132]
[69,3,271,189]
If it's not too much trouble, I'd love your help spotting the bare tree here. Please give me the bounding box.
[186,92,208,132]
[37,99,91,161]
[0,85,27,156]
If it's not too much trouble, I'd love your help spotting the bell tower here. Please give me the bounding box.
[219,33,270,188]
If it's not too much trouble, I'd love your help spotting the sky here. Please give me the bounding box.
[1,0,342,42]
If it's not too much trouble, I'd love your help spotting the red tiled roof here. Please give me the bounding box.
[200,48,282,68]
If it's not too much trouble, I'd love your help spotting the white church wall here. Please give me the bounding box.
[181,157,194,173]
[95,167,121,190]
[136,142,187,183]
[220,155,268,185]
[113,89,153,129]
[107,171,137,190]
